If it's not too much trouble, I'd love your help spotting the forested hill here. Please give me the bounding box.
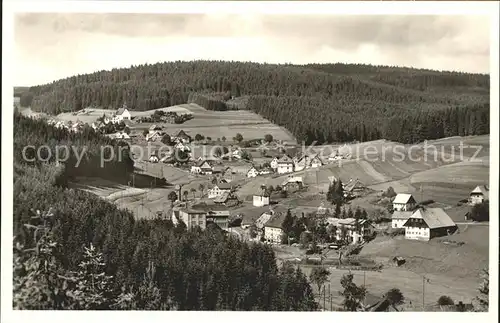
[24,61,490,144]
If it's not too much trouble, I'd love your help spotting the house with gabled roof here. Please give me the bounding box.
[238,206,271,229]
[392,193,417,212]
[113,106,131,123]
[403,207,457,241]
[191,160,213,175]
[277,155,294,174]
[208,182,233,199]
[172,208,207,230]
[253,186,271,207]
[213,191,239,207]
[174,130,192,143]
[281,176,303,192]
[343,178,365,197]
[270,157,280,170]
[264,213,287,244]
[247,167,259,178]
[469,185,489,205]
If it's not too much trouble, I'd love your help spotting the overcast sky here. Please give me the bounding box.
[13,13,490,86]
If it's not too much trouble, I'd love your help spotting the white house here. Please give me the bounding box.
[403,208,457,241]
[113,107,132,123]
[191,160,213,175]
[253,194,270,207]
[247,167,259,178]
[469,185,489,205]
[392,194,417,212]
[208,183,233,199]
[270,157,279,170]
[310,155,323,168]
[277,155,294,174]
[391,211,413,229]
[264,223,284,244]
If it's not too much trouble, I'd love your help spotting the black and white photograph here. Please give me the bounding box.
[1,0,498,320]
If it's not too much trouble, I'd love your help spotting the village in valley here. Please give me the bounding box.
[23,99,490,312]
[8,6,497,315]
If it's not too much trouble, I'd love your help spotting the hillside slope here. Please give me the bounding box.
[23,61,489,144]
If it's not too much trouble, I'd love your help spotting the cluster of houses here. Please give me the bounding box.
[48,119,85,133]
[391,193,458,241]
[390,185,489,241]
[271,153,323,174]
[148,130,193,163]
[268,145,352,175]
[237,204,374,245]
[46,106,133,136]
[91,106,132,130]
[168,183,490,246]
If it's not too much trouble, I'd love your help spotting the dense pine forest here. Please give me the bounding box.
[21,61,489,144]
[13,112,318,310]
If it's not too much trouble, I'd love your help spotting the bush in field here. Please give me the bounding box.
[382,186,397,198]
[469,201,489,222]
[438,295,454,306]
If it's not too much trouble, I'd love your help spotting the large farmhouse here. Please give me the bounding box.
[276,155,294,174]
[403,207,457,241]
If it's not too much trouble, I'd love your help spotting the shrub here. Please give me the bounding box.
[438,295,454,306]
[469,201,489,222]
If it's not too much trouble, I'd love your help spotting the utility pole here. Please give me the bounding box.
[363,271,366,287]
[323,285,326,310]
[422,275,425,311]
[329,284,332,311]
